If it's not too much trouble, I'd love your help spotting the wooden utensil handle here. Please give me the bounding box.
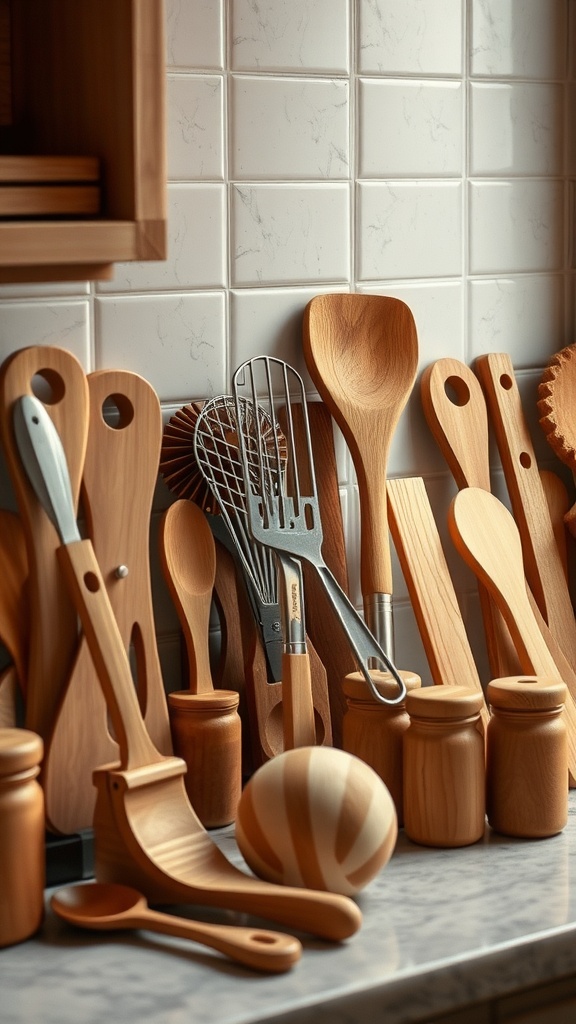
[135,908,301,973]
[282,652,316,749]
[358,473,393,599]
[56,539,165,772]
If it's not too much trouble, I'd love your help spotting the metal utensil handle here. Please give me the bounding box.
[314,562,406,705]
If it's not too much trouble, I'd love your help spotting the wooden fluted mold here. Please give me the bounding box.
[537,342,576,536]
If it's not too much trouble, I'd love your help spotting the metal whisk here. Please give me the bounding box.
[193,394,284,683]
[232,356,407,707]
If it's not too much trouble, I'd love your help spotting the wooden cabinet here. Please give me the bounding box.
[0,0,167,283]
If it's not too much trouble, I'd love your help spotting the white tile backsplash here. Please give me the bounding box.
[357,181,462,279]
[1,1,573,705]
[358,79,463,177]
[231,183,350,285]
[230,0,350,73]
[230,76,350,180]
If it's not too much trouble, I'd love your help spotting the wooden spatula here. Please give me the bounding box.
[303,293,418,660]
[448,487,576,782]
[475,351,576,669]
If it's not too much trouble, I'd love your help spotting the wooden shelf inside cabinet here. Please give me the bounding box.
[0,0,167,284]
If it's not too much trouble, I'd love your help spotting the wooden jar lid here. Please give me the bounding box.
[343,669,421,703]
[487,676,567,711]
[0,728,43,776]
[406,685,484,719]
[168,689,240,712]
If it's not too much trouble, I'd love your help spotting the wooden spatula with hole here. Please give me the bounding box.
[448,487,576,784]
[13,393,361,941]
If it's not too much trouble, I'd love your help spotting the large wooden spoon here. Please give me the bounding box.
[51,882,302,974]
[448,487,576,782]
[303,293,418,658]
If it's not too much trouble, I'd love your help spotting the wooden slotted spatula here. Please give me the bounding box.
[537,342,576,536]
[475,352,576,669]
[448,487,576,783]
[303,293,418,659]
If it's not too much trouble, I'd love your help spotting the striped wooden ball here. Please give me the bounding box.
[235,746,397,896]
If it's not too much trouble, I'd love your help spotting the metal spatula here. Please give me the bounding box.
[232,356,406,707]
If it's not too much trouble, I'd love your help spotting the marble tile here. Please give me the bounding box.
[0,301,91,369]
[470,0,567,79]
[230,0,350,73]
[98,185,227,293]
[357,182,462,280]
[358,0,463,75]
[230,76,349,180]
[468,274,566,367]
[469,180,564,274]
[165,0,224,69]
[231,184,350,285]
[166,74,224,181]
[229,286,344,384]
[358,79,463,178]
[95,293,227,403]
[470,83,563,176]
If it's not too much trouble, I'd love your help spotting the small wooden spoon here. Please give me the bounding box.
[159,499,216,694]
[51,882,301,974]
[303,293,418,658]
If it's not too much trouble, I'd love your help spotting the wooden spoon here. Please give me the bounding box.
[51,882,301,974]
[159,499,216,694]
[448,486,576,782]
[303,293,418,658]
[538,342,576,535]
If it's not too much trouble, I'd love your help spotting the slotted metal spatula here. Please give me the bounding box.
[232,356,406,707]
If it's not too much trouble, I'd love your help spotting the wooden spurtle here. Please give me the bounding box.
[448,487,576,783]
[475,352,576,668]
[51,882,302,974]
[303,293,418,660]
[0,345,89,743]
[420,357,519,677]
[386,476,489,732]
[538,343,576,535]
[14,393,362,941]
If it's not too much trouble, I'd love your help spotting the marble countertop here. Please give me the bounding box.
[3,797,576,1024]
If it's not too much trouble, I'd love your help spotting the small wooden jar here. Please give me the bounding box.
[403,686,485,847]
[0,729,45,947]
[168,689,242,829]
[486,676,568,838]
[342,669,421,825]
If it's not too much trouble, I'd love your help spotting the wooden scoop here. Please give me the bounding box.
[538,342,576,536]
[51,882,301,974]
[448,487,576,782]
[303,293,418,658]
[14,394,361,941]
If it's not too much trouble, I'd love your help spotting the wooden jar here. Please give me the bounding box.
[486,675,568,838]
[168,689,242,829]
[0,729,45,947]
[342,669,421,825]
[403,686,485,847]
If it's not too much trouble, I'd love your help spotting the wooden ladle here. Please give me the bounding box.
[303,293,418,658]
[51,882,302,974]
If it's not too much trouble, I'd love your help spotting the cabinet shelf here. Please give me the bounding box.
[0,0,167,283]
